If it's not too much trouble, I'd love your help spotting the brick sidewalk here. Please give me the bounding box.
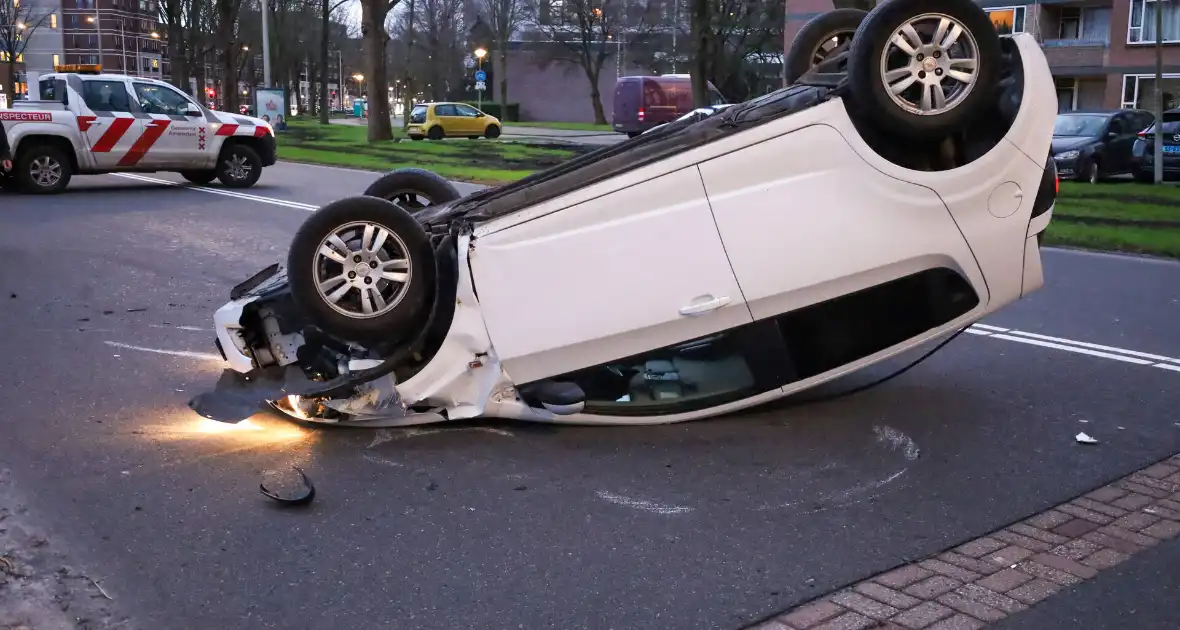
[749,453,1180,630]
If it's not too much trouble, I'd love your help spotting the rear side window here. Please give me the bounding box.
[435,104,459,116]
[409,105,427,124]
[82,80,131,112]
[39,78,59,102]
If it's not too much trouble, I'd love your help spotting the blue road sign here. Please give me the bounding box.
[474,70,487,82]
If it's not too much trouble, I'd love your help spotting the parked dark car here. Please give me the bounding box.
[612,75,726,138]
[1131,108,1180,182]
[1051,109,1154,183]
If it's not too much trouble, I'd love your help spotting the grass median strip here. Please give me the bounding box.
[275,119,591,184]
[1045,182,1180,259]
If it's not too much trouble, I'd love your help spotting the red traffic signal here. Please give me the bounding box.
[205,87,216,97]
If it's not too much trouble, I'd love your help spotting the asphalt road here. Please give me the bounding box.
[0,163,1178,630]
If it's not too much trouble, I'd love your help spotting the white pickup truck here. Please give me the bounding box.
[0,65,276,194]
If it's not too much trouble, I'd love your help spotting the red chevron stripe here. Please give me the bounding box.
[117,119,171,167]
[76,116,97,132]
[215,123,239,136]
[253,126,270,137]
[89,117,135,153]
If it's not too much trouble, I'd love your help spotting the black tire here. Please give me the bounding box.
[409,135,425,141]
[427,126,445,140]
[180,170,217,185]
[361,167,463,211]
[785,9,868,84]
[287,196,437,345]
[847,0,1002,139]
[484,124,501,139]
[216,142,263,188]
[1080,160,1100,184]
[15,145,72,194]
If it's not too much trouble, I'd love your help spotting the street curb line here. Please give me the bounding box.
[745,452,1180,630]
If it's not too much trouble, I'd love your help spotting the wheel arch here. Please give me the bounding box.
[14,134,80,173]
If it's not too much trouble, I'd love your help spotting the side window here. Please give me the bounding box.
[455,104,480,117]
[133,82,192,115]
[533,324,788,416]
[435,104,458,116]
[82,80,132,112]
[1107,115,1126,136]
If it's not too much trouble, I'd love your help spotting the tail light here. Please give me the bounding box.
[638,107,645,122]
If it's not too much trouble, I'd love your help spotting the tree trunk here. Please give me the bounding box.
[319,0,331,124]
[498,48,508,110]
[584,66,606,124]
[361,0,395,142]
[216,0,242,112]
[4,59,15,104]
[689,0,711,107]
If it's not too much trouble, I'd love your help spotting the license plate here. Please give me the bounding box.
[1164,145,1180,154]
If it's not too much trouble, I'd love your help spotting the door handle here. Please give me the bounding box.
[679,296,730,316]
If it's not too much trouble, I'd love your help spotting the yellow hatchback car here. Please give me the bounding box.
[406,102,503,141]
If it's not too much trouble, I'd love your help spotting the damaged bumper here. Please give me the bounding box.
[191,233,516,427]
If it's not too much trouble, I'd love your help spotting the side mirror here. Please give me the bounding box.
[1107,131,1118,139]
[476,112,485,117]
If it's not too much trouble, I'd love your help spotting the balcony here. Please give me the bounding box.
[1040,38,1110,73]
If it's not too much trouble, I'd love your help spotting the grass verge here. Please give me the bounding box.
[275,119,590,184]
[1045,181,1180,259]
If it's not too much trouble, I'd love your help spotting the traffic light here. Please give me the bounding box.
[206,87,216,98]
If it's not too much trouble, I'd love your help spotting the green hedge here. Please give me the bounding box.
[461,101,520,122]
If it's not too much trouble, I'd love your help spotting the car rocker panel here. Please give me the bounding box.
[192,1,1057,428]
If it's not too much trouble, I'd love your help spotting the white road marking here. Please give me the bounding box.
[112,173,319,211]
[968,324,1180,373]
[362,453,404,468]
[148,324,208,332]
[366,426,515,448]
[103,341,223,362]
[594,490,694,515]
[873,425,921,461]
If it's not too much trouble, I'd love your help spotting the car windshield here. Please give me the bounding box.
[1143,113,1180,135]
[1054,114,1108,136]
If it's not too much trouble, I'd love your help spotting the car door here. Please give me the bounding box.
[432,103,460,135]
[468,165,754,387]
[128,81,206,169]
[77,79,146,171]
[699,124,985,322]
[1103,113,1134,173]
[453,103,485,135]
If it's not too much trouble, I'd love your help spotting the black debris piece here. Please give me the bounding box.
[260,467,315,506]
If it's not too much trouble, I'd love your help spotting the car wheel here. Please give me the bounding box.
[180,170,217,185]
[287,196,437,345]
[361,167,463,212]
[409,135,425,141]
[847,0,1001,139]
[216,143,263,188]
[427,126,445,140]
[785,9,867,84]
[15,145,72,194]
[484,125,501,139]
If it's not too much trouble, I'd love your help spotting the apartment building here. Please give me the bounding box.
[60,0,167,78]
[785,0,1180,113]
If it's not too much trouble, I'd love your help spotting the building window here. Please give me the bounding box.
[1121,74,1180,110]
[986,6,1026,34]
[52,54,60,67]
[1059,8,1082,39]
[1056,77,1078,112]
[1128,0,1180,43]
[50,12,58,28]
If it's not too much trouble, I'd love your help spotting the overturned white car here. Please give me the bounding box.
[191,0,1058,427]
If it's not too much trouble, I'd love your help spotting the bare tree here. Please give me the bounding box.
[689,0,782,105]
[530,0,656,124]
[476,0,527,110]
[319,0,350,124]
[360,0,402,141]
[0,0,54,101]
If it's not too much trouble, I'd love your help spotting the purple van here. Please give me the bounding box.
[611,75,727,138]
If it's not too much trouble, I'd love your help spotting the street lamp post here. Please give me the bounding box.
[473,47,487,111]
